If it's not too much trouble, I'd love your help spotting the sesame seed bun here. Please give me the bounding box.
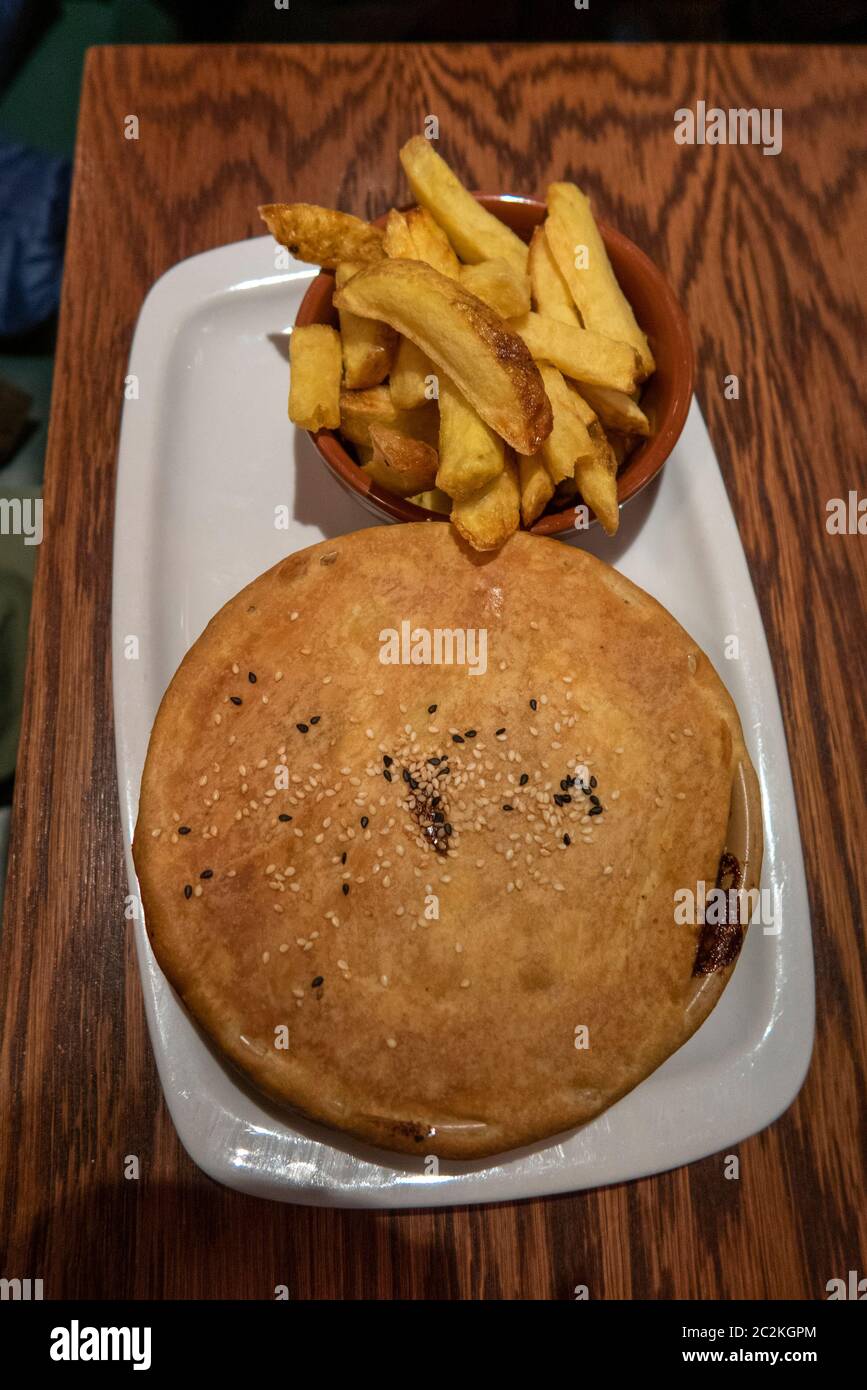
[133,524,760,1160]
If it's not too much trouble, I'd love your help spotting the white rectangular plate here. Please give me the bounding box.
[113,237,814,1207]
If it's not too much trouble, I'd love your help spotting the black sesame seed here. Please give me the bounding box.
[200,869,213,879]
[465,729,476,739]
[428,757,441,767]
[230,696,242,706]
[438,765,450,776]
[312,976,324,988]
[433,811,444,824]
[383,769,393,782]
[431,794,441,807]
[402,768,411,783]
[178,826,191,835]
[502,804,513,812]
[428,704,437,714]
[590,776,597,789]
[278,813,292,822]
[560,779,570,791]
[519,773,529,786]
[495,727,506,736]
[554,794,564,807]
[589,805,603,817]
[341,852,347,865]
[383,754,393,767]
[183,884,193,899]
[310,715,321,725]
[342,883,350,895]
[529,698,538,711]
[296,723,309,733]
[561,794,572,804]
[563,834,571,846]
[360,816,369,828]
[248,672,257,684]
[444,823,453,836]
[452,734,465,744]
[590,794,600,807]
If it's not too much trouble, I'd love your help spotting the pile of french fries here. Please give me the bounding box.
[261,137,654,550]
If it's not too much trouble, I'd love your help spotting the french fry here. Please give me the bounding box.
[436,375,506,500]
[451,454,521,551]
[382,208,417,260]
[509,311,640,394]
[545,183,654,376]
[339,386,439,449]
[260,203,384,269]
[399,136,528,275]
[576,382,650,435]
[528,226,580,326]
[407,487,452,514]
[383,208,453,408]
[537,364,595,485]
[288,324,342,430]
[565,385,620,534]
[334,259,552,454]
[334,262,396,389]
[404,207,461,278]
[519,452,555,526]
[384,206,460,278]
[460,258,531,318]
[574,421,619,536]
[389,338,436,409]
[363,424,439,497]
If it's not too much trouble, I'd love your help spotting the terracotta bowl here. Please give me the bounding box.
[294,195,694,535]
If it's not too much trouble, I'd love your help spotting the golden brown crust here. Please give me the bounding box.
[134,526,757,1159]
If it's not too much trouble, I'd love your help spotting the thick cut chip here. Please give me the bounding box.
[384,206,461,279]
[528,225,580,326]
[451,455,520,551]
[577,382,650,435]
[545,184,654,376]
[537,364,595,485]
[338,387,438,450]
[288,324,342,431]
[407,487,452,514]
[399,136,528,275]
[436,376,506,500]
[519,452,555,526]
[260,203,384,269]
[460,259,531,318]
[335,262,396,389]
[363,424,439,497]
[389,337,437,410]
[334,259,552,454]
[510,311,640,394]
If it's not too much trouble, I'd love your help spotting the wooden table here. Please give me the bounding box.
[1,43,864,1300]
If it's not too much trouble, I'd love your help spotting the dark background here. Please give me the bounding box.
[164,0,866,44]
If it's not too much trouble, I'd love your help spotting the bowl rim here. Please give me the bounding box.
[296,193,695,536]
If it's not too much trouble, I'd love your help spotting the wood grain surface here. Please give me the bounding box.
[1,42,865,1301]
